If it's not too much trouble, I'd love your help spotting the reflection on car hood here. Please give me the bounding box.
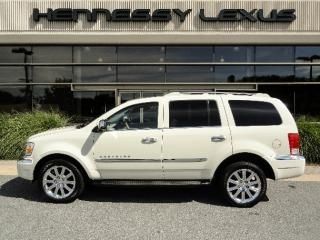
[28,126,77,140]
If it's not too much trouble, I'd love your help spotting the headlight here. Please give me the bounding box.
[24,142,34,156]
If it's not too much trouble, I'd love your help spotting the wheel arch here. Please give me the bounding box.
[213,152,275,181]
[33,153,90,183]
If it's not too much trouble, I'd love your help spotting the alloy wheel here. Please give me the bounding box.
[226,168,262,204]
[42,165,76,200]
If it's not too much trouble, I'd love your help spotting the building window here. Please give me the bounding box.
[166,66,214,82]
[118,66,165,82]
[32,46,72,63]
[0,67,31,83]
[166,46,213,62]
[118,46,165,62]
[0,86,29,112]
[117,47,165,82]
[73,91,115,119]
[0,46,32,63]
[73,46,116,63]
[74,66,116,83]
[214,46,254,82]
[33,67,72,83]
[255,46,294,82]
[295,46,320,81]
[32,85,73,113]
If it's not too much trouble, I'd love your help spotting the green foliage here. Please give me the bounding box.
[297,122,320,164]
[0,111,70,160]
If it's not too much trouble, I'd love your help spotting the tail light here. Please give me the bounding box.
[288,133,300,155]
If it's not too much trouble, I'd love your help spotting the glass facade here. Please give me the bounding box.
[1,45,320,119]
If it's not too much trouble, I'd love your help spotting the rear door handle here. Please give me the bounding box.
[141,137,157,144]
[211,135,226,142]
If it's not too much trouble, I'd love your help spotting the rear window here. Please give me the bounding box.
[169,100,221,127]
[229,100,282,126]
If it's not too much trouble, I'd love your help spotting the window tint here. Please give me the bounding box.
[229,100,282,126]
[169,100,221,128]
[106,102,158,130]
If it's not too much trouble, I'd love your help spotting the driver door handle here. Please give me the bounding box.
[141,137,157,144]
[211,135,226,142]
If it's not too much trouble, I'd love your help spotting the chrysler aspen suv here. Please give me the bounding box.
[17,92,305,207]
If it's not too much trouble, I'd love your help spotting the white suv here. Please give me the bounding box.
[17,92,305,207]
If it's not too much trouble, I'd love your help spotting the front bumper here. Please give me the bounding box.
[273,155,305,180]
[17,158,34,180]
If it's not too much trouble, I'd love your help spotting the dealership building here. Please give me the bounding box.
[1,0,320,119]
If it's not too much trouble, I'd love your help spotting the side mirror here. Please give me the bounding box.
[98,119,107,131]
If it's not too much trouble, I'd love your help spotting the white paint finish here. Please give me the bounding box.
[162,127,232,179]
[17,92,305,182]
[93,129,163,179]
[161,95,233,180]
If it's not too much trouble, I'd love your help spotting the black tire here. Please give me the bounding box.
[219,161,267,208]
[38,159,85,203]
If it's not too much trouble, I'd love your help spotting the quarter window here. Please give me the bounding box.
[106,102,158,130]
[169,100,221,128]
[229,100,282,126]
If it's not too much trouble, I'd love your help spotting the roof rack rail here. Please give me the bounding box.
[165,91,270,97]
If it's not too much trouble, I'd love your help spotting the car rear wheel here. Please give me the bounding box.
[220,161,267,208]
[38,159,85,203]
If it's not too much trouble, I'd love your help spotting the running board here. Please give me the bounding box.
[96,180,211,186]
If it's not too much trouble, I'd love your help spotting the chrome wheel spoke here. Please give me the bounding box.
[246,172,254,181]
[229,179,239,185]
[64,184,72,192]
[48,173,56,179]
[233,188,242,198]
[241,169,246,180]
[60,185,66,196]
[65,180,75,185]
[241,191,245,201]
[249,186,259,192]
[65,172,73,179]
[43,179,54,184]
[227,185,239,192]
[53,167,59,177]
[61,167,66,176]
[245,188,253,198]
[53,186,59,196]
[47,184,56,191]
[234,172,242,181]
[247,180,259,186]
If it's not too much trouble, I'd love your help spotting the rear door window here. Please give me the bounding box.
[169,100,221,127]
[229,100,282,126]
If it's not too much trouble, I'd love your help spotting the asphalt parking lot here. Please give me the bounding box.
[0,176,319,240]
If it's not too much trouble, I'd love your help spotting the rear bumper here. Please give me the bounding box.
[17,158,34,181]
[273,155,305,180]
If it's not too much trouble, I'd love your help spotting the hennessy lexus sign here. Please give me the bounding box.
[33,8,296,23]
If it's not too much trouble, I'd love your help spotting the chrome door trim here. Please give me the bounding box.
[163,158,207,163]
[95,158,161,163]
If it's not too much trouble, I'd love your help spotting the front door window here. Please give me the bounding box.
[106,102,159,130]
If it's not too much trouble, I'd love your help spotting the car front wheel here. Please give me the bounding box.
[38,159,85,203]
[220,161,267,208]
